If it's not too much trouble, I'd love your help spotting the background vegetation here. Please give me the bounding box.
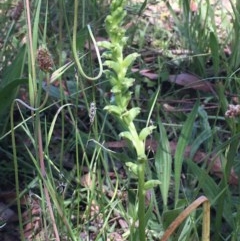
[0,0,240,240]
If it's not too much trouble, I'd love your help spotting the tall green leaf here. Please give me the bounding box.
[0,46,27,134]
[155,116,172,209]
[174,102,199,207]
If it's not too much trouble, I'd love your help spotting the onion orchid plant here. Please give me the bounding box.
[98,0,161,240]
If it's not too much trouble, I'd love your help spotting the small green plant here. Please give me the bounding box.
[99,0,160,240]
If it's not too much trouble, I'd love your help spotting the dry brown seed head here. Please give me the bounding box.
[37,47,54,72]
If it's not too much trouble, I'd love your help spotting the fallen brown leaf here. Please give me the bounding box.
[169,73,215,92]
[139,69,158,79]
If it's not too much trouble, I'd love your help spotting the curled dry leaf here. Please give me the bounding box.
[21,195,42,240]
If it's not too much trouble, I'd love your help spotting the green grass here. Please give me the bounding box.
[0,0,240,240]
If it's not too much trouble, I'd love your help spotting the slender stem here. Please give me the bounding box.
[58,0,65,172]
[138,162,146,241]
[72,0,91,111]
[11,102,25,241]
[72,0,103,80]
[37,117,60,241]
[82,0,85,27]
[24,0,37,107]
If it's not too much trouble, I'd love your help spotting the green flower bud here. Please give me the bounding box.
[126,162,138,176]
[121,107,141,124]
[139,126,156,141]
[144,180,161,190]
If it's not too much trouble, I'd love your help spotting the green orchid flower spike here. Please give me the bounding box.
[99,0,159,240]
